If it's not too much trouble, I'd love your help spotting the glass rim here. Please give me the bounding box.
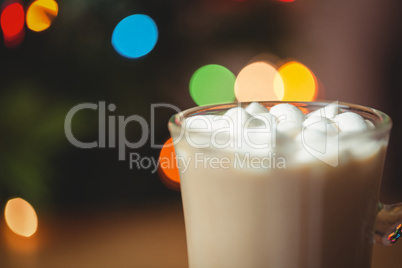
[169,100,392,139]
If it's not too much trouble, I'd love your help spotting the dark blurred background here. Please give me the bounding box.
[1,0,401,267]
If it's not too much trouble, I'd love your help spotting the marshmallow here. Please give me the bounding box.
[303,116,338,135]
[245,102,270,115]
[244,117,274,149]
[297,129,327,154]
[277,120,302,137]
[224,107,254,127]
[349,140,382,160]
[334,112,368,133]
[365,119,376,130]
[269,103,305,124]
[185,115,217,130]
[243,127,274,149]
[295,128,339,167]
[307,103,339,119]
[223,107,273,149]
[252,112,276,128]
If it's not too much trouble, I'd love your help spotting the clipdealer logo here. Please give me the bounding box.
[64,101,340,172]
[64,101,181,161]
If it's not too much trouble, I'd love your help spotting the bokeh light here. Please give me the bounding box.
[158,138,180,191]
[274,61,317,101]
[189,64,236,106]
[26,0,58,32]
[1,1,25,47]
[112,14,158,59]
[235,61,283,102]
[4,198,38,238]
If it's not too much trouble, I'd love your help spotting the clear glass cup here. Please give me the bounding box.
[168,101,402,268]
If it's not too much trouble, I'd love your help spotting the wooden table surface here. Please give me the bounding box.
[0,198,400,268]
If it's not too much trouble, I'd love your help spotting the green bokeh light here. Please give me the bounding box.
[189,64,236,106]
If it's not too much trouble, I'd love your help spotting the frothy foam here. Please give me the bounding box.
[182,102,382,166]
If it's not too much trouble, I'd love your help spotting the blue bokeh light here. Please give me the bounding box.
[111,14,158,59]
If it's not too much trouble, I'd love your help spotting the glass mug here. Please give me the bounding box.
[168,101,402,268]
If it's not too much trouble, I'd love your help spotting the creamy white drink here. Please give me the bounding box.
[169,102,391,268]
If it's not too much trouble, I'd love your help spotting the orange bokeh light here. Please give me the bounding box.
[235,61,284,102]
[26,0,59,32]
[274,61,318,102]
[4,198,38,238]
[158,138,180,191]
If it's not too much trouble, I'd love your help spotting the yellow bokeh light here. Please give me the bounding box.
[26,0,58,32]
[274,61,318,101]
[235,61,284,102]
[4,198,38,237]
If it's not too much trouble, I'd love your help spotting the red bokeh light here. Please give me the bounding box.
[1,1,25,47]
